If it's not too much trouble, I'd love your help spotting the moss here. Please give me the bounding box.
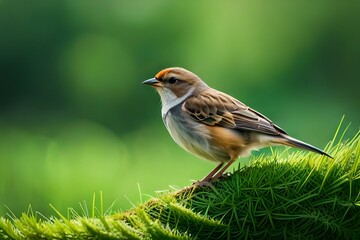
[1,127,359,239]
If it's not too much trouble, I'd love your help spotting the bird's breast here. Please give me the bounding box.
[162,106,231,162]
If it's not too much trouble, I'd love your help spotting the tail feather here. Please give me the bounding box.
[277,134,333,159]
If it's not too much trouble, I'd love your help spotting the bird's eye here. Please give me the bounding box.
[168,77,178,84]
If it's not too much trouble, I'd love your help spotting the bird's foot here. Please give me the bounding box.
[174,180,212,195]
[192,172,231,187]
[192,180,212,187]
[178,172,232,194]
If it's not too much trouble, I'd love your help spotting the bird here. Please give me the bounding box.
[143,67,332,184]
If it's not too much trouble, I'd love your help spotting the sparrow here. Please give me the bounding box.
[143,67,332,183]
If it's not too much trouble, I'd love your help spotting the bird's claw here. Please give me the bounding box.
[192,180,212,187]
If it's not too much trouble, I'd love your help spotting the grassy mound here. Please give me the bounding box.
[1,127,359,239]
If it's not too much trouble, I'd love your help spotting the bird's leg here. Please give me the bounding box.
[212,159,236,180]
[200,162,224,182]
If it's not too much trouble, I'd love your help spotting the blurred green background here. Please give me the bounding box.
[0,1,359,216]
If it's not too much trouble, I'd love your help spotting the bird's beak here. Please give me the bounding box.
[142,77,161,87]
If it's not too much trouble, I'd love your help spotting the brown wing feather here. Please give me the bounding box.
[183,89,286,136]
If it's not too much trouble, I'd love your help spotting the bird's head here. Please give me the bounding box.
[142,67,208,106]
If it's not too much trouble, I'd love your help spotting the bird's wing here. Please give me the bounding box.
[182,89,287,136]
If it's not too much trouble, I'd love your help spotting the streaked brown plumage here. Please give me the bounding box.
[143,67,332,183]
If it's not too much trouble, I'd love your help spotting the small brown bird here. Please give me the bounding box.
[143,67,332,183]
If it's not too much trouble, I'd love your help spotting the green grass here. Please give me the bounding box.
[1,124,359,239]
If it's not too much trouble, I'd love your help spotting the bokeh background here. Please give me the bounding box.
[1,1,359,216]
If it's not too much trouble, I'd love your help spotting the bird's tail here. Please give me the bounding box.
[276,134,333,158]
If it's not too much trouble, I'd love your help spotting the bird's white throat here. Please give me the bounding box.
[159,87,195,117]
